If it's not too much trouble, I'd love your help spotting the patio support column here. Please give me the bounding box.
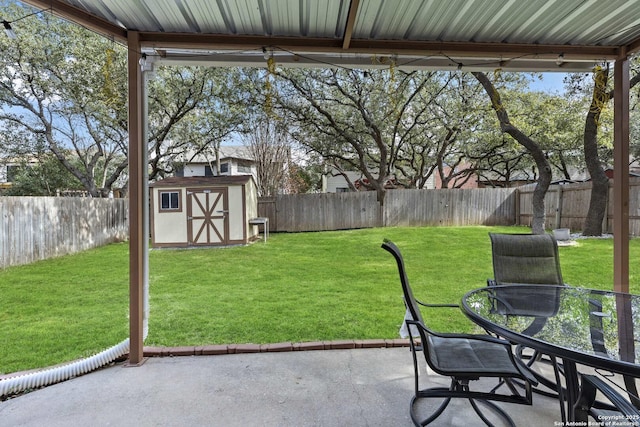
[613,56,630,293]
[127,31,145,365]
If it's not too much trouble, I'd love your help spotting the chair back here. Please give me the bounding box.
[489,233,563,318]
[381,240,425,326]
[489,233,564,286]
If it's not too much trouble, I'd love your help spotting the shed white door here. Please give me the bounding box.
[187,187,228,246]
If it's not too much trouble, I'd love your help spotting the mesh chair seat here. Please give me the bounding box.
[428,336,526,377]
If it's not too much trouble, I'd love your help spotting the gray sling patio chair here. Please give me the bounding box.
[382,240,536,427]
[488,232,566,399]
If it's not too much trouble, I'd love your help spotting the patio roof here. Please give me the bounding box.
[17,0,640,71]
[16,0,638,365]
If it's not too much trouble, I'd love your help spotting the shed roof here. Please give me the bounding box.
[17,0,640,72]
[149,175,254,188]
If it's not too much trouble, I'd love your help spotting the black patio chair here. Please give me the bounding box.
[488,232,567,399]
[382,240,536,426]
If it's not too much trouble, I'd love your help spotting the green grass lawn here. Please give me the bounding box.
[1,225,638,374]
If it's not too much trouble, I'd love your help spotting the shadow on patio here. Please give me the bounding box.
[0,347,564,426]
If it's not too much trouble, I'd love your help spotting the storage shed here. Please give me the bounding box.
[149,175,259,248]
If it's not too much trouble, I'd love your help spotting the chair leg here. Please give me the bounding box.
[496,346,566,402]
[410,378,521,427]
[468,398,516,427]
[519,347,566,395]
[410,394,452,426]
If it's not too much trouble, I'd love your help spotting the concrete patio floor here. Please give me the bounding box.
[0,347,567,426]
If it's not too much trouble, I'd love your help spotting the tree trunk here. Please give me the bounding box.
[473,72,551,234]
[582,66,610,236]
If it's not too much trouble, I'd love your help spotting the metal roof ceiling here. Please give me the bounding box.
[16,0,640,71]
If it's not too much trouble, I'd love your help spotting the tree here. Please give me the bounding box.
[272,66,458,207]
[0,2,247,195]
[473,72,553,234]
[576,62,640,235]
[242,118,297,196]
[0,3,128,197]
[581,65,614,236]
[146,66,247,181]
[5,153,84,196]
[427,72,498,188]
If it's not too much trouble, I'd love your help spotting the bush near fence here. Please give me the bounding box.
[1,197,128,269]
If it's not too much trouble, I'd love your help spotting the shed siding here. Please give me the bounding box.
[228,185,245,242]
[151,187,188,245]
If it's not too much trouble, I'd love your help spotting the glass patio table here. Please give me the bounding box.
[461,284,640,423]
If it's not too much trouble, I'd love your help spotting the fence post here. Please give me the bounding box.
[515,188,521,225]
[555,185,563,229]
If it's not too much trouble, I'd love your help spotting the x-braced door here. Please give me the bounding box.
[187,187,228,246]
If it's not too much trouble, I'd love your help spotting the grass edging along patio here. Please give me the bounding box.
[141,339,410,357]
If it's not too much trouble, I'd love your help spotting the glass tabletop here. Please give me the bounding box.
[462,285,640,375]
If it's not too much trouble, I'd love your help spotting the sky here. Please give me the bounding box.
[529,72,567,93]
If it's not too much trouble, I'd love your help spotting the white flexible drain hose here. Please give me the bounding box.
[0,338,130,397]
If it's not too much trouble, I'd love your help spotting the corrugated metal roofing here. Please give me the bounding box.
[17,0,640,71]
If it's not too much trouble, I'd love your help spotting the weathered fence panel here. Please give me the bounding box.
[607,178,640,236]
[1,197,128,269]
[264,192,381,232]
[518,177,640,235]
[385,188,516,227]
[259,188,517,232]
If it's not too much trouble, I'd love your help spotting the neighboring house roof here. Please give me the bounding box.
[604,168,640,179]
[478,165,591,184]
[149,175,254,187]
[177,146,254,164]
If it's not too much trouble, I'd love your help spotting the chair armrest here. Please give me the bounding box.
[407,319,514,346]
[415,297,459,309]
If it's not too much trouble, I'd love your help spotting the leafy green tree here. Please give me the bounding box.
[0,2,128,197]
[0,2,246,195]
[426,72,498,188]
[272,66,466,206]
[5,153,84,196]
[146,66,247,181]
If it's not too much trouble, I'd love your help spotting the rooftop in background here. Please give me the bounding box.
[148,175,254,188]
[17,0,640,73]
[175,146,254,164]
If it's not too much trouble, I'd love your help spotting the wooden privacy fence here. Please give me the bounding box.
[384,188,517,227]
[259,188,517,232]
[5,180,632,268]
[1,197,128,269]
[517,177,640,236]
